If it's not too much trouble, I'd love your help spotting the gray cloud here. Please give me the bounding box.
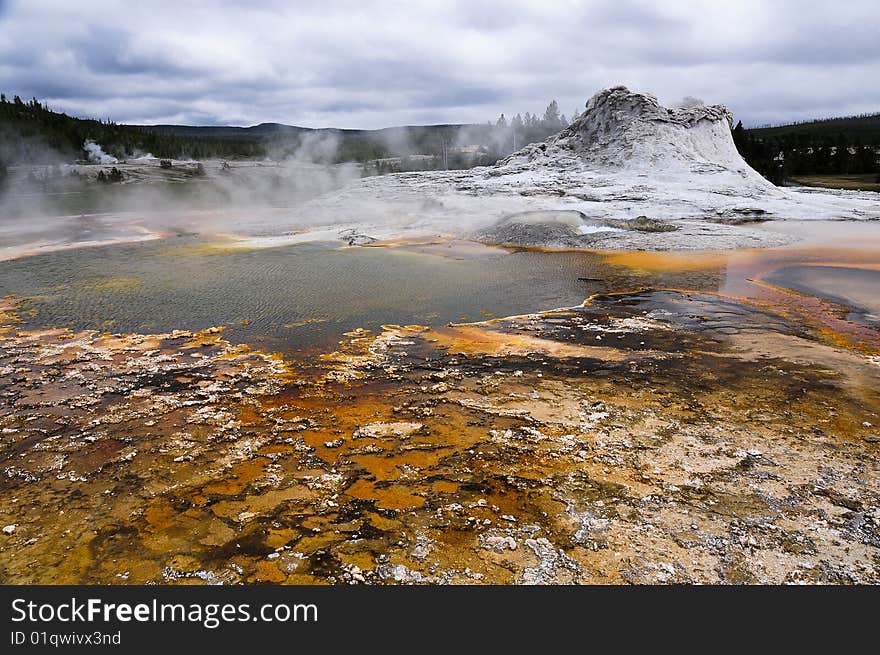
[0,0,877,129]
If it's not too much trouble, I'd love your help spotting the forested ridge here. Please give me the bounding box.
[732,113,880,183]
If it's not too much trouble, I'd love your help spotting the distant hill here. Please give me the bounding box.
[0,94,511,169]
[145,121,490,141]
[0,94,264,163]
[144,122,326,140]
[144,121,518,168]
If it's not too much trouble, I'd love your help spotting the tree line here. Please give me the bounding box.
[0,94,264,165]
[491,100,577,152]
[0,93,576,174]
[732,118,880,184]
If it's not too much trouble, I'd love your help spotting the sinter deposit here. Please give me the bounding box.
[4,86,880,261]
[278,86,880,251]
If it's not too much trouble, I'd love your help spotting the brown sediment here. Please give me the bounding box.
[420,324,652,360]
[741,278,880,354]
[1,251,879,585]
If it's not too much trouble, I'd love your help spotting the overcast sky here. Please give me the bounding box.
[1,0,877,129]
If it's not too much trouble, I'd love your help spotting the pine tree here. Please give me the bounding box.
[832,133,852,174]
[542,100,561,129]
[731,121,749,157]
[496,114,507,128]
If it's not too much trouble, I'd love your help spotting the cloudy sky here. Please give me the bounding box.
[0,0,877,129]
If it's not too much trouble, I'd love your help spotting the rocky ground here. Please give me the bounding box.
[1,283,878,584]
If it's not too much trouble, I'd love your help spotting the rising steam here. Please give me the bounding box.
[83,140,118,164]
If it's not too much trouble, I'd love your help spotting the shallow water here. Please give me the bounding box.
[765,265,880,323]
[0,237,726,353]
[2,221,879,354]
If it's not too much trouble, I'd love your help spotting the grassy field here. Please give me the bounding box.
[791,174,880,192]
